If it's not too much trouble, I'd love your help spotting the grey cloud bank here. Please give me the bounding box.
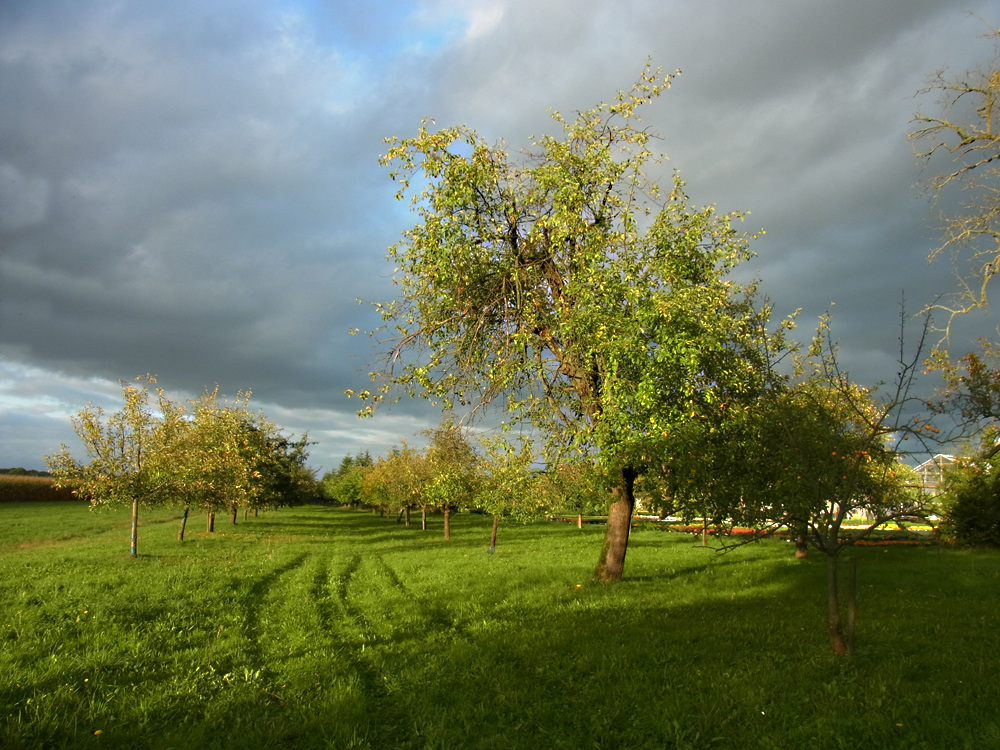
[1,0,996,472]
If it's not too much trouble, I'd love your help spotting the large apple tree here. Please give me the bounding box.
[356,67,781,581]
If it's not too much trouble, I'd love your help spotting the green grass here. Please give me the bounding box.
[1,503,998,749]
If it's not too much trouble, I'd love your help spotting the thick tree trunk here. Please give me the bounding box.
[489,514,499,552]
[594,467,637,582]
[178,506,189,541]
[207,511,215,533]
[826,553,849,654]
[130,497,139,557]
[444,506,451,541]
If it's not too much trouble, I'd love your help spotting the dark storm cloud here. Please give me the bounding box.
[1,0,996,471]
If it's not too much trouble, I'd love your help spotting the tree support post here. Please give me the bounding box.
[489,514,500,552]
[178,506,189,541]
[130,497,139,557]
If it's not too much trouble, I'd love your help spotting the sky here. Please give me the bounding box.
[1,0,997,474]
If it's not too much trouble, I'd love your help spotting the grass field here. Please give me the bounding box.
[1,502,998,749]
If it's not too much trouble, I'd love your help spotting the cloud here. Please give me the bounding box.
[1,0,997,472]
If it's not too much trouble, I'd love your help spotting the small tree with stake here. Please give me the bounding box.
[475,435,549,551]
[424,421,479,541]
[46,376,183,557]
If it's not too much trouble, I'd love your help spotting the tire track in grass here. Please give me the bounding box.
[328,551,415,746]
[369,552,471,642]
[239,552,309,666]
[238,550,381,747]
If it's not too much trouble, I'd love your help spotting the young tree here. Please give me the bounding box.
[46,376,184,556]
[911,28,1000,321]
[362,445,432,525]
[355,65,780,581]
[183,389,281,527]
[475,435,549,550]
[725,315,934,654]
[541,459,607,529]
[424,421,480,540]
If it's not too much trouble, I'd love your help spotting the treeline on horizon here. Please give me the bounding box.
[0,468,52,477]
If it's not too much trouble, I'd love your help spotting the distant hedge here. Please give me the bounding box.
[0,475,80,502]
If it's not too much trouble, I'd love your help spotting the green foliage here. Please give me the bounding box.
[361,443,431,514]
[0,468,51,477]
[46,378,314,530]
[362,64,780,469]
[320,452,373,505]
[46,376,183,510]
[940,448,1000,547]
[360,65,791,578]
[423,421,479,514]
[927,340,1000,547]
[257,432,318,507]
[475,435,548,522]
[538,459,608,519]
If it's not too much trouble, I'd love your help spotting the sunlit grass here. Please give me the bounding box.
[0,502,997,748]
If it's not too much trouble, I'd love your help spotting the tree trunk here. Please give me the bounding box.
[795,530,809,559]
[702,516,709,547]
[489,514,500,552]
[421,507,427,531]
[178,506,189,541]
[130,496,139,557]
[577,513,583,529]
[405,505,411,528]
[826,553,849,654]
[594,467,637,582]
[207,511,215,533]
[230,506,237,525]
[846,557,858,654]
[444,506,451,541]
